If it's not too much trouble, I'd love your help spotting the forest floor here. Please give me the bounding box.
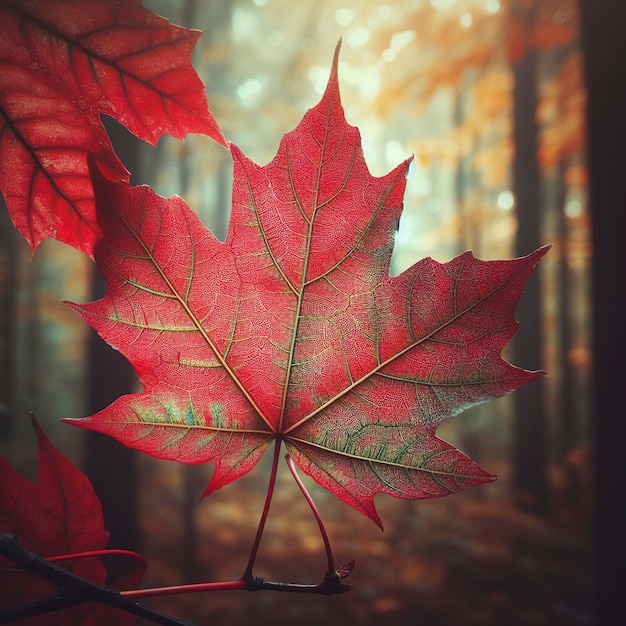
[133,453,596,626]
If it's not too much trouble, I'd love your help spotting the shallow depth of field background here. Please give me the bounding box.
[0,1,592,625]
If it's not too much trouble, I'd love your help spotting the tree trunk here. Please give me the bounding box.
[555,156,581,506]
[510,2,549,515]
[0,198,16,438]
[579,1,626,623]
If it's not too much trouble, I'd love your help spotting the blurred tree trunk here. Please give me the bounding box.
[84,119,141,553]
[455,81,482,257]
[544,38,583,507]
[579,1,626,624]
[510,1,549,515]
[0,199,16,437]
[555,156,581,506]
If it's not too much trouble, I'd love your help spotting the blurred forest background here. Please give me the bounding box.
[0,0,598,625]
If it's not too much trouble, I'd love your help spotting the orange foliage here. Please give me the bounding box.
[507,0,579,64]
[473,139,514,187]
[539,52,586,168]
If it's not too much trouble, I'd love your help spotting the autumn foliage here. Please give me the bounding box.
[0,0,547,621]
[65,48,546,528]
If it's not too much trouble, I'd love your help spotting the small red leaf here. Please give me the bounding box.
[0,0,225,255]
[0,416,110,623]
[0,416,109,564]
[65,43,548,528]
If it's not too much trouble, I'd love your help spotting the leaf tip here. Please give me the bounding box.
[527,243,552,267]
[29,413,44,439]
[333,38,343,70]
[199,476,219,501]
[530,368,548,382]
[324,39,343,99]
[60,417,86,430]
[353,497,385,530]
[208,121,229,149]
[372,512,384,532]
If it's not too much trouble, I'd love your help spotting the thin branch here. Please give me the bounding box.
[0,535,183,626]
[0,588,86,623]
[120,575,351,600]
[250,577,352,595]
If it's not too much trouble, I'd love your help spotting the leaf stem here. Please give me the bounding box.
[119,443,352,600]
[47,548,146,569]
[285,453,335,574]
[121,578,248,599]
[242,437,282,579]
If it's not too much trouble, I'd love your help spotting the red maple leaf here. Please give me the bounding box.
[0,417,144,625]
[0,0,225,256]
[65,46,548,529]
[0,419,135,626]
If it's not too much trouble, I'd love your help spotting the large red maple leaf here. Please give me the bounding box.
[0,0,225,256]
[65,46,547,528]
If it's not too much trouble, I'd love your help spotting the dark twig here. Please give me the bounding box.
[0,535,184,626]
[121,574,351,600]
[249,576,352,595]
